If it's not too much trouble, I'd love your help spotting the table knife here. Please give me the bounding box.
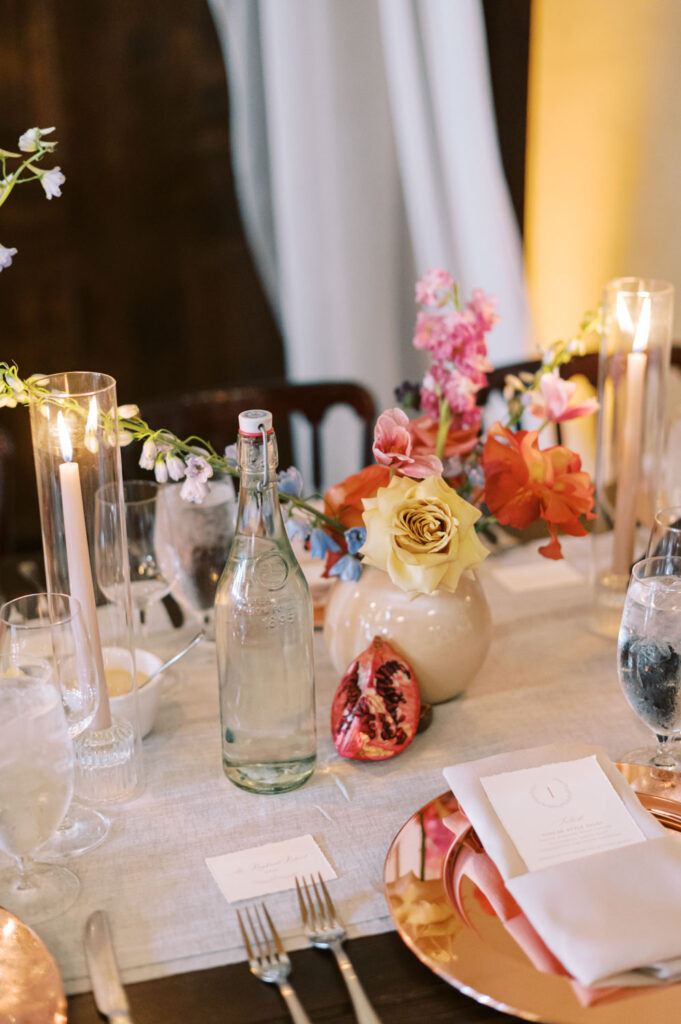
[84,910,133,1024]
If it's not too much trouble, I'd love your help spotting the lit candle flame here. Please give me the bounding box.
[57,411,73,462]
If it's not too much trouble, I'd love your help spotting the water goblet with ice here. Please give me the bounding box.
[0,593,109,857]
[618,555,681,769]
[0,661,78,923]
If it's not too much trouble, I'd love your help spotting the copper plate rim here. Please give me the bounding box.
[383,762,681,1024]
[0,905,67,1023]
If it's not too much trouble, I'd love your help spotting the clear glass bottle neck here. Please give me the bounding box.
[235,431,283,539]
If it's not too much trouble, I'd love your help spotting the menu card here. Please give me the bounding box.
[480,755,646,872]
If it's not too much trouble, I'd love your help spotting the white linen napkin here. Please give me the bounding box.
[443,743,681,987]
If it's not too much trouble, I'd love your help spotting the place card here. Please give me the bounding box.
[480,755,646,872]
[206,834,336,903]
[489,559,584,592]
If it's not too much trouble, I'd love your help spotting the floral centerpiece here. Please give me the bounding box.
[3,268,598,588]
[3,258,598,703]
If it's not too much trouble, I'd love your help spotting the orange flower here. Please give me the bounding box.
[481,422,595,559]
[324,464,390,530]
[408,415,479,461]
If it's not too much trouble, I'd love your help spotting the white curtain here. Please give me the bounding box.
[208,0,532,486]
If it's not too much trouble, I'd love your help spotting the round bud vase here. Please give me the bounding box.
[323,566,492,704]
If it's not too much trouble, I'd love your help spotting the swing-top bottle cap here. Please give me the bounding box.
[238,409,273,436]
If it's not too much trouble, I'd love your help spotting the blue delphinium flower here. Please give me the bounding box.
[309,528,341,561]
[328,554,363,582]
[278,466,304,496]
[286,518,311,544]
[466,463,485,488]
[344,527,366,555]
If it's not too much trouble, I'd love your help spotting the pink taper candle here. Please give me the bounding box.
[57,413,111,729]
[611,297,650,576]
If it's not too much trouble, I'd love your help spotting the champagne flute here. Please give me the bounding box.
[0,661,79,923]
[96,480,178,636]
[0,593,109,857]
[618,556,681,769]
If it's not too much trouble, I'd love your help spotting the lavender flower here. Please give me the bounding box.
[166,455,186,481]
[139,439,157,471]
[18,126,55,153]
[180,453,213,503]
[40,167,65,200]
[0,244,18,271]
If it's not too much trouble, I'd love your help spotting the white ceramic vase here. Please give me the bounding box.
[323,566,492,704]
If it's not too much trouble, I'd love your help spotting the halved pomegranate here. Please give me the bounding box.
[331,636,421,760]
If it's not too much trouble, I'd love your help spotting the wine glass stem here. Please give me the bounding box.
[654,734,676,768]
[14,855,36,891]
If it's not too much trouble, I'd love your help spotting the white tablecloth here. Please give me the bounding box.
[16,543,650,995]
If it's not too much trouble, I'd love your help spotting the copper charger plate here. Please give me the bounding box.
[0,906,67,1024]
[383,763,681,1024]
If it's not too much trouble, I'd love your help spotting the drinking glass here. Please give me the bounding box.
[647,506,681,560]
[95,480,178,636]
[0,662,79,923]
[0,593,109,857]
[156,479,236,638]
[617,556,681,768]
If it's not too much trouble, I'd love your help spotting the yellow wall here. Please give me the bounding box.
[526,0,681,348]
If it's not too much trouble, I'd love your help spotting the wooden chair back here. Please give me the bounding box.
[132,379,377,491]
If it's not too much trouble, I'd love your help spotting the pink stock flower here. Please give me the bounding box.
[421,364,482,431]
[467,288,499,332]
[373,408,442,479]
[415,268,454,306]
[527,370,599,424]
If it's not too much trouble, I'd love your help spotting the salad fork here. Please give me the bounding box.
[296,875,383,1024]
[237,904,312,1024]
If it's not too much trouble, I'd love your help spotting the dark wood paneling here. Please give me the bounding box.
[482,0,531,234]
[0,0,284,550]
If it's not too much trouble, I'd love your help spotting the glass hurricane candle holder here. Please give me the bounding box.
[28,372,143,803]
[591,278,674,636]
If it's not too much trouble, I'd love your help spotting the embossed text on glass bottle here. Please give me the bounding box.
[215,410,316,793]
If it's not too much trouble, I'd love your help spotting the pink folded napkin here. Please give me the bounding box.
[443,744,681,989]
[442,805,639,1007]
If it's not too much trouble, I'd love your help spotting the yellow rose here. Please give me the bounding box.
[360,475,488,596]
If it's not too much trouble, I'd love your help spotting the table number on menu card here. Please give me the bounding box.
[480,755,646,872]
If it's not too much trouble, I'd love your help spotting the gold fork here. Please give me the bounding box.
[237,903,312,1024]
[296,875,383,1024]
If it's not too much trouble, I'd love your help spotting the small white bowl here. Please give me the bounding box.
[103,647,164,739]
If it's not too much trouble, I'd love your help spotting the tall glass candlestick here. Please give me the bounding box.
[29,372,143,803]
[591,279,674,636]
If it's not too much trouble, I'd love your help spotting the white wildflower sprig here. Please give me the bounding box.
[503,308,601,428]
[0,126,66,270]
[0,362,347,534]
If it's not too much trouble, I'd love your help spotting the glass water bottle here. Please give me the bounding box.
[215,409,317,793]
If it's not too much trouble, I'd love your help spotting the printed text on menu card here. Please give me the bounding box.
[480,755,646,872]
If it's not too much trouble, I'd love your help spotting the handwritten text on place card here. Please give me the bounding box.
[480,755,645,872]
[206,834,336,903]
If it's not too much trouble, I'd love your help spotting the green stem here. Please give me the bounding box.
[435,397,452,461]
